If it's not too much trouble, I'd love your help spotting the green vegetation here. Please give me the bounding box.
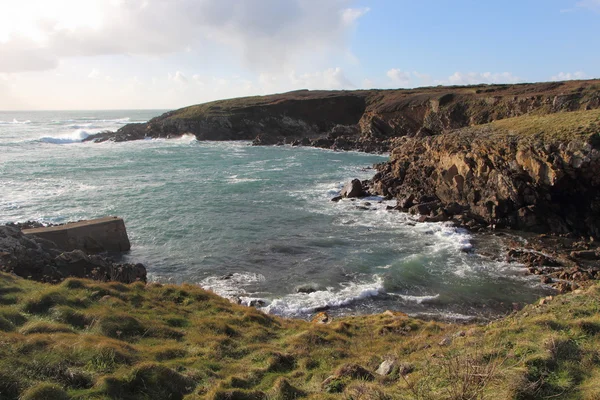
[488,109,600,140]
[1,272,600,399]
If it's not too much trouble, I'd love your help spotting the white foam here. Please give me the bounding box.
[227,175,261,184]
[262,275,384,316]
[392,293,440,304]
[10,119,31,124]
[39,129,93,144]
[199,272,266,300]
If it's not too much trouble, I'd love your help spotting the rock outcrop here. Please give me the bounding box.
[83,80,600,239]
[369,110,600,238]
[84,80,600,153]
[0,225,146,284]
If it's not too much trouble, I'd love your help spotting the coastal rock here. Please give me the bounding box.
[370,116,600,238]
[84,80,600,156]
[0,225,146,284]
[341,179,365,198]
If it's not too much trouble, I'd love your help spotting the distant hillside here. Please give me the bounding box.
[85,79,600,152]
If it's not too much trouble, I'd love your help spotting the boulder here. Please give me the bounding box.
[399,194,415,209]
[409,201,442,216]
[341,179,365,198]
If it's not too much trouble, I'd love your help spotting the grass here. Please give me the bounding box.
[488,109,600,140]
[1,272,600,399]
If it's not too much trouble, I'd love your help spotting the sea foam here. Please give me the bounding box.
[39,129,93,144]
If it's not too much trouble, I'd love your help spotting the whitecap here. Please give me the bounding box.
[39,129,92,144]
[199,272,266,300]
[12,119,31,124]
[391,293,440,304]
[262,275,384,316]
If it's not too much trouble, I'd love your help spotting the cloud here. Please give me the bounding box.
[0,35,58,73]
[289,67,354,90]
[577,0,600,12]
[446,71,521,85]
[168,71,188,84]
[550,71,588,81]
[341,7,370,25]
[0,0,368,73]
[87,69,101,79]
[386,69,411,85]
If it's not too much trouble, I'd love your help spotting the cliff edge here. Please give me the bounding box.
[84,80,600,152]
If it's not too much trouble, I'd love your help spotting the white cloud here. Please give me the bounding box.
[577,0,600,12]
[168,71,188,84]
[386,69,411,85]
[289,67,354,90]
[88,68,100,79]
[0,0,368,73]
[341,7,370,25]
[446,71,521,85]
[550,71,588,81]
[362,78,374,89]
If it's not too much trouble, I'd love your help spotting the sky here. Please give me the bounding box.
[0,0,599,110]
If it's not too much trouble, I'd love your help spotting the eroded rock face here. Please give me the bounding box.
[84,80,600,154]
[0,226,146,284]
[370,131,600,237]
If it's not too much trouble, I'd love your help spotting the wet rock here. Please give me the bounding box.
[399,194,415,209]
[0,225,146,284]
[341,179,365,198]
[331,195,343,202]
[295,284,321,294]
[409,201,442,216]
[571,250,600,260]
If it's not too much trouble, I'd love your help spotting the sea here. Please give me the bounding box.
[0,110,549,320]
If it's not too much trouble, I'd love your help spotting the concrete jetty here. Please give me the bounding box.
[22,216,131,253]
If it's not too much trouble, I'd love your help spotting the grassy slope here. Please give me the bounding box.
[1,272,600,399]
[487,109,600,140]
[162,80,600,122]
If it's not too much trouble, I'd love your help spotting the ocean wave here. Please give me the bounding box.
[262,275,384,316]
[391,293,440,304]
[0,119,31,125]
[199,272,266,300]
[39,129,93,144]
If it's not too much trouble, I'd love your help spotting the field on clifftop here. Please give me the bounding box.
[1,273,600,399]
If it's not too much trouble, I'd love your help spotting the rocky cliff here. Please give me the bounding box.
[369,110,600,238]
[84,80,600,153]
[85,80,600,238]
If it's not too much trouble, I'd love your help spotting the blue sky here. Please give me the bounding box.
[0,0,598,110]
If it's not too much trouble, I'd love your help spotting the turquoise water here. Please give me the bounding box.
[0,110,548,319]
